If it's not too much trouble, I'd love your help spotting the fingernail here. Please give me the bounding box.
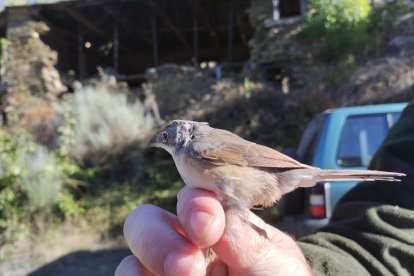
[165,252,198,276]
[190,210,214,242]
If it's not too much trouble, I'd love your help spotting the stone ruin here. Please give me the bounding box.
[2,7,66,99]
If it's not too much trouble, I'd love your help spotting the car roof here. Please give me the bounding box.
[324,102,408,116]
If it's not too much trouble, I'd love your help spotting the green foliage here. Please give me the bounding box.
[143,158,183,192]
[56,97,76,157]
[301,0,410,62]
[0,83,174,251]
[309,0,371,30]
[56,189,85,220]
[301,0,377,60]
[0,128,80,245]
[0,186,30,245]
[0,130,22,189]
[52,88,170,236]
[20,145,62,211]
[0,130,38,244]
[301,0,371,37]
[326,55,357,88]
[79,178,181,236]
[71,87,154,164]
[369,0,409,29]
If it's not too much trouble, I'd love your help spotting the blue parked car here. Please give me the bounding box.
[280,102,408,235]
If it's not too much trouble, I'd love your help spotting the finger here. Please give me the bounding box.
[206,258,230,276]
[124,204,206,276]
[212,211,310,275]
[115,255,154,276]
[176,187,225,247]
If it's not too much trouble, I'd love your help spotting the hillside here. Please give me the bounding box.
[1,1,414,275]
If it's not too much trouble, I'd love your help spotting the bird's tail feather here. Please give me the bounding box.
[278,168,405,196]
[317,169,406,182]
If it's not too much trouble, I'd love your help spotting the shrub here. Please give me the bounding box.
[369,0,409,30]
[301,0,376,60]
[70,87,154,164]
[0,129,44,245]
[56,189,85,220]
[0,129,29,245]
[20,144,62,211]
[0,186,30,246]
[0,129,62,245]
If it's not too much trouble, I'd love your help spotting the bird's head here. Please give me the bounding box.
[150,120,208,155]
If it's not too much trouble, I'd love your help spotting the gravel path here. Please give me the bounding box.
[0,226,129,276]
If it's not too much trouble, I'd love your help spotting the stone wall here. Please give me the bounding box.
[2,7,66,99]
[1,7,65,142]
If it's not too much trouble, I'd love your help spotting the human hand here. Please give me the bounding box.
[115,186,311,275]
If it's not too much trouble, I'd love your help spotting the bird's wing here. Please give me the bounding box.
[190,129,308,169]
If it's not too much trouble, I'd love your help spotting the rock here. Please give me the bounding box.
[341,57,414,105]
[388,35,414,57]
[3,7,66,98]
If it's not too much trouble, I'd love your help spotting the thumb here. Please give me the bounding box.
[211,211,311,275]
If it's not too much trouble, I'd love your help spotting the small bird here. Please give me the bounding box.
[151,120,405,240]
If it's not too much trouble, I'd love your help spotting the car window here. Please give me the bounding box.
[297,114,325,165]
[337,114,388,167]
[389,112,402,126]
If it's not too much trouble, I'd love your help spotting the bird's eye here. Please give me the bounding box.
[161,131,168,143]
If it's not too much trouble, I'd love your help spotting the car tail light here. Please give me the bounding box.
[308,184,326,218]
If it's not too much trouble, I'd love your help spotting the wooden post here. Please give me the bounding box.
[227,2,234,63]
[78,24,87,79]
[192,4,198,65]
[147,0,191,50]
[151,12,159,67]
[113,6,119,71]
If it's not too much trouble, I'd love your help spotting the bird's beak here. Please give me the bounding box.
[149,133,160,148]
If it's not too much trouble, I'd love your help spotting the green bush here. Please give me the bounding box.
[0,86,174,248]
[301,0,377,60]
[56,189,85,220]
[0,186,30,246]
[0,128,82,245]
[20,144,62,211]
[0,130,28,245]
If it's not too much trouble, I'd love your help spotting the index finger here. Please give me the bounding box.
[123,204,206,276]
[176,187,226,248]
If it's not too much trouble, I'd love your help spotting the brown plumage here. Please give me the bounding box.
[151,120,405,240]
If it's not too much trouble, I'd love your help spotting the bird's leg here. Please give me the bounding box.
[204,247,214,266]
[221,197,269,246]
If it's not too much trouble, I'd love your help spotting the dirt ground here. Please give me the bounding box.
[0,208,300,276]
[0,225,129,276]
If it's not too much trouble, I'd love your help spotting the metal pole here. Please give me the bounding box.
[300,0,307,16]
[272,0,280,20]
